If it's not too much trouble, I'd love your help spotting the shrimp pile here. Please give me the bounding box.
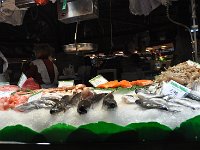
[155,60,200,88]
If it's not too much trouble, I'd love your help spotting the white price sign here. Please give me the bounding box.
[18,73,27,88]
[58,80,74,87]
[0,82,10,86]
[0,91,13,98]
[162,80,191,98]
[28,91,43,102]
[89,75,108,87]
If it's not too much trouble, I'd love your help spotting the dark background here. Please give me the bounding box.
[0,0,199,59]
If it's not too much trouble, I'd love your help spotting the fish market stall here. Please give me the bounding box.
[1,60,200,143]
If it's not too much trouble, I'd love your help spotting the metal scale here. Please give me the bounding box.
[57,0,99,54]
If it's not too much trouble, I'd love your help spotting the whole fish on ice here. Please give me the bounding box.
[122,95,139,104]
[102,93,118,110]
[167,98,200,110]
[136,89,166,100]
[77,93,106,115]
[50,95,72,114]
[15,99,56,112]
[135,99,179,112]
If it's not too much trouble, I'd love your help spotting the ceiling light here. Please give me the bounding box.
[191,29,198,32]
[146,47,153,51]
[161,46,167,49]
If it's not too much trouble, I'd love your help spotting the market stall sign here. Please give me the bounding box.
[28,91,43,102]
[162,80,191,98]
[18,73,27,88]
[58,80,74,87]
[89,75,108,87]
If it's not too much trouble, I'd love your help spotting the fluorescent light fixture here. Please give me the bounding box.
[191,29,199,32]
[36,143,51,145]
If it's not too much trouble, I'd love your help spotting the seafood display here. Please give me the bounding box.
[127,88,200,111]
[2,60,200,136]
[97,80,153,88]
[155,60,200,88]
[0,84,87,111]
[14,87,113,115]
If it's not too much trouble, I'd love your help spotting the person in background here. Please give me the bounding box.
[0,51,9,82]
[25,44,59,88]
[77,56,92,85]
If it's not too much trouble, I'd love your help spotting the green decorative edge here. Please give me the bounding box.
[1,115,200,143]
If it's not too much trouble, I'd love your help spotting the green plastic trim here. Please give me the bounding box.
[1,116,200,143]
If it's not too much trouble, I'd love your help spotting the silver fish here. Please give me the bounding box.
[147,83,162,94]
[147,98,168,104]
[148,98,183,109]
[137,91,165,100]
[186,90,200,101]
[167,98,200,110]
[15,100,56,112]
[135,99,169,111]
[122,95,139,104]
[191,81,200,92]
[135,88,150,94]
[50,102,70,114]
[50,95,72,114]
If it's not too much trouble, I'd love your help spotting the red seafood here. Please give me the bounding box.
[0,85,19,92]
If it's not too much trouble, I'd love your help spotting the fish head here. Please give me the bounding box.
[135,100,141,104]
[77,100,92,114]
[103,98,117,109]
[50,106,62,115]
[77,105,88,114]
[135,88,150,94]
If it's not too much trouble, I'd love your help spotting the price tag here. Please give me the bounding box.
[58,80,74,87]
[89,75,108,87]
[18,73,27,88]
[28,91,43,102]
[0,91,13,98]
[0,82,10,86]
[162,80,191,98]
